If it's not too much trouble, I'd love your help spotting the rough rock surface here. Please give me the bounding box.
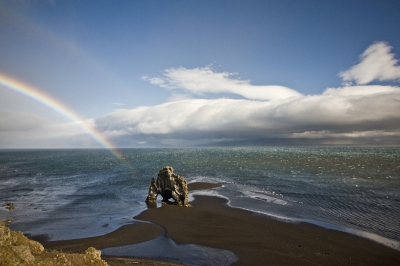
[0,221,108,266]
[4,203,15,211]
[145,166,189,207]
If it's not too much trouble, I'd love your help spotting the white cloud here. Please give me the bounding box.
[142,66,302,101]
[339,42,400,84]
[142,76,166,87]
[93,85,400,146]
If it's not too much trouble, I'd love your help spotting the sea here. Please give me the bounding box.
[1,147,399,258]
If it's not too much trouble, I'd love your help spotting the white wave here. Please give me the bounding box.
[240,190,288,205]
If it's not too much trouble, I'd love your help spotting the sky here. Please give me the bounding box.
[1,0,400,148]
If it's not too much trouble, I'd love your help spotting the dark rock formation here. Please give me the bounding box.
[146,166,190,207]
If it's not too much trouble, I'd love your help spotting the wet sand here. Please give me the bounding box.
[39,182,400,265]
[37,222,163,253]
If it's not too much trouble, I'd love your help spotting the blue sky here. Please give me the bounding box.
[1,0,400,148]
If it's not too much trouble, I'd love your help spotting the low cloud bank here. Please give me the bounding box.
[94,85,400,146]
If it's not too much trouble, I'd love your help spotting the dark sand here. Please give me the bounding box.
[39,182,400,265]
[38,222,163,253]
[187,181,221,191]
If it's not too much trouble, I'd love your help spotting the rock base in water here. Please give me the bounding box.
[145,166,190,207]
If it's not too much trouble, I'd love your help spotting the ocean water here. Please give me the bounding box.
[1,147,399,252]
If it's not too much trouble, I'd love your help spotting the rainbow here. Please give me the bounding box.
[0,72,125,160]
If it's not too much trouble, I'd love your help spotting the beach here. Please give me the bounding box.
[37,182,400,265]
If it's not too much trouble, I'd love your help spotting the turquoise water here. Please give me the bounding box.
[0,147,399,250]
